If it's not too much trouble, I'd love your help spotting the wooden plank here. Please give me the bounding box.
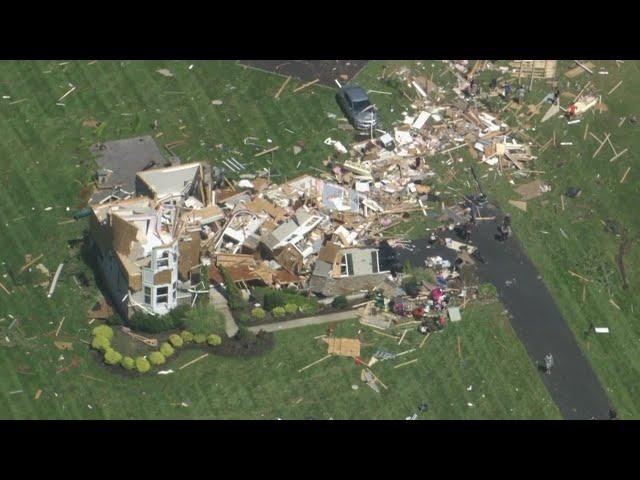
[419,333,432,349]
[254,146,280,157]
[293,78,319,93]
[55,316,65,337]
[609,148,628,163]
[397,329,408,345]
[274,75,292,99]
[568,270,591,282]
[371,330,400,340]
[365,368,388,390]
[574,60,594,75]
[17,254,43,275]
[620,166,631,184]
[298,354,331,373]
[0,281,10,295]
[47,263,64,298]
[608,81,623,95]
[583,123,589,140]
[179,353,209,370]
[560,194,565,211]
[393,358,418,369]
[592,133,610,158]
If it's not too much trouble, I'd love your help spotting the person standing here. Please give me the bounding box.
[544,353,554,375]
[517,85,526,104]
[503,82,512,99]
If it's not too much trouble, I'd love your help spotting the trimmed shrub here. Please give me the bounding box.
[91,335,111,352]
[149,351,166,366]
[183,303,226,335]
[272,306,286,317]
[193,333,207,344]
[207,334,222,346]
[180,330,194,343]
[104,348,123,366]
[331,295,348,309]
[301,303,317,315]
[237,312,251,325]
[169,334,183,348]
[263,291,285,311]
[160,342,175,357]
[121,356,135,370]
[251,307,266,320]
[284,303,298,314]
[92,324,114,341]
[135,356,151,373]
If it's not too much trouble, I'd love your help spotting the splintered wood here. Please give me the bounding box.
[323,337,361,358]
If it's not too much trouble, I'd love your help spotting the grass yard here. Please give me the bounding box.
[355,60,640,418]
[0,300,559,419]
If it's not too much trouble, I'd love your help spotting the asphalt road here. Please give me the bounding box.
[396,203,612,419]
[238,60,369,88]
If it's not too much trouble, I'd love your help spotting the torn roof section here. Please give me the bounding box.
[136,163,201,200]
[89,136,170,204]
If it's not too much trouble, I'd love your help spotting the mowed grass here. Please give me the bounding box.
[0,60,558,419]
[0,302,559,419]
[356,60,640,418]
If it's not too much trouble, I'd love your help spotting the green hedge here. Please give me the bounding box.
[121,356,135,370]
[92,324,114,341]
[149,351,166,366]
[180,331,194,343]
[263,291,285,311]
[251,307,266,320]
[193,333,207,344]
[127,304,189,334]
[169,334,183,348]
[104,348,123,366]
[284,303,299,314]
[207,334,222,346]
[91,335,111,352]
[160,342,175,357]
[135,357,151,373]
[272,306,286,317]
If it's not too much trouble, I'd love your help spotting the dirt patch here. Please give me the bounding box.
[212,330,274,358]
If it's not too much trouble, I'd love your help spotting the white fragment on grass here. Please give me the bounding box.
[467,402,474,407]
[44,207,53,211]
[211,99,223,105]
[156,68,174,77]
[467,385,473,391]
[157,369,174,375]
[188,64,194,70]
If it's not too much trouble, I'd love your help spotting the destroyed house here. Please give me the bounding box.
[89,198,180,319]
[309,244,389,296]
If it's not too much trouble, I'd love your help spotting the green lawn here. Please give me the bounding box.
[0,301,559,419]
[0,60,561,419]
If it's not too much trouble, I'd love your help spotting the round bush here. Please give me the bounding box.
[91,335,111,352]
[207,334,222,346]
[331,295,348,309]
[272,306,286,317]
[121,356,135,370]
[284,303,298,314]
[160,342,175,357]
[169,334,183,348]
[135,356,151,373]
[251,307,266,320]
[149,351,166,366]
[301,303,316,315]
[104,348,123,366]
[92,324,114,341]
[180,331,194,343]
[193,333,207,344]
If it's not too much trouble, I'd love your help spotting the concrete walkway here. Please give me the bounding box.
[210,289,239,338]
[247,310,358,333]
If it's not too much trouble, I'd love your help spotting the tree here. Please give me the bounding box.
[218,266,247,311]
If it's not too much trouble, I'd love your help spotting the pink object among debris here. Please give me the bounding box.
[431,288,443,302]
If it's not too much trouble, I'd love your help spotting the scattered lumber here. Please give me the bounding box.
[55,316,65,337]
[419,333,432,349]
[298,354,331,373]
[17,254,43,275]
[568,270,591,282]
[293,79,320,93]
[179,353,209,370]
[393,358,418,369]
[592,133,611,158]
[47,263,64,298]
[608,81,623,95]
[609,148,628,163]
[274,76,292,99]
[254,146,279,157]
[0,281,10,295]
[620,167,631,184]
[121,327,158,347]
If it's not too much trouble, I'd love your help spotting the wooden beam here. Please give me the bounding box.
[568,270,591,282]
[574,60,594,75]
[620,166,631,184]
[592,133,611,158]
[298,354,331,373]
[0,281,10,295]
[55,316,65,337]
[397,329,408,345]
[393,358,418,369]
[47,263,64,298]
[254,146,279,158]
[179,353,209,370]
[609,148,628,163]
[17,254,43,275]
[419,333,432,349]
[293,78,320,93]
[608,80,623,95]
[274,76,292,100]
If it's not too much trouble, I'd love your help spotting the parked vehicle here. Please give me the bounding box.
[336,85,379,131]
